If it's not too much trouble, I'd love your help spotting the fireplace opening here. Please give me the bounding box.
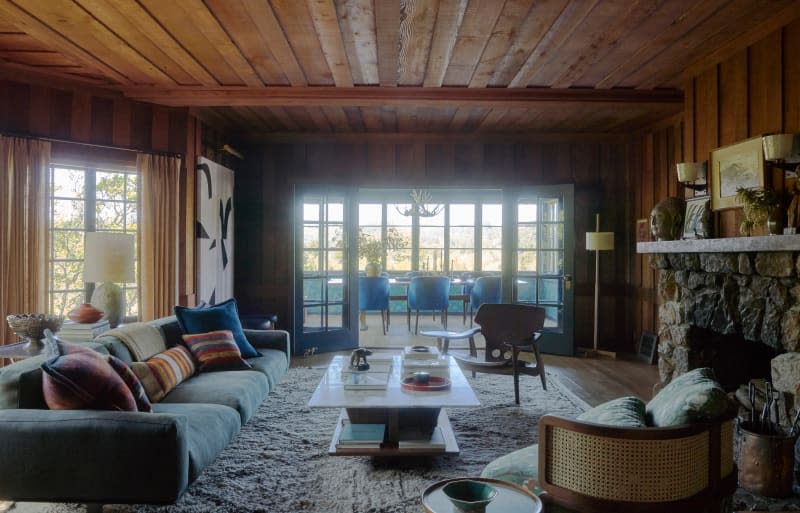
[689,326,777,392]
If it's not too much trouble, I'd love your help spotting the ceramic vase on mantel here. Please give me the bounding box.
[67,303,104,324]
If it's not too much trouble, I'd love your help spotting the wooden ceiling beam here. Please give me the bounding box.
[122,85,683,108]
[307,0,354,87]
[375,0,400,86]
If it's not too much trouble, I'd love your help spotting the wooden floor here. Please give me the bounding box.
[293,347,659,407]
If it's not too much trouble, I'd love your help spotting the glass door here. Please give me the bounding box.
[510,185,575,355]
[294,189,358,355]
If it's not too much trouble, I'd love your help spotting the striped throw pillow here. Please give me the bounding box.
[131,346,196,402]
[182,330,252,372]
[106,355,153,413]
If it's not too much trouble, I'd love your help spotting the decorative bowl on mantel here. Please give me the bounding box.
[6,313,63,352]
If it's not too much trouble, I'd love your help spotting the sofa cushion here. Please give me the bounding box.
[481,444,538,486]
[152,402,241,483]
[148,316,184,348]
[174,299,259,358]
[246,349,289,390]
[131,346,196,403]
[646,367,730,427]
[182,330,252,372]
[106,356,152,413]
[160,370,268,423]
[577,396,647,428]
[101,322,166,361]
[41,342,137,412]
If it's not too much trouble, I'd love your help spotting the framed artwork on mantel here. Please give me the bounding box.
[710,136,764,211]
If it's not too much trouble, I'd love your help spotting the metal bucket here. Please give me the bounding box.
[738,421,796,497]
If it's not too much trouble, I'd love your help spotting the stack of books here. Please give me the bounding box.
[403,345,440,360]
[397,426,446,450]
[335,422,385,450]
[57,320,110,343]
[342,370,390,390]
[401,346,449,379]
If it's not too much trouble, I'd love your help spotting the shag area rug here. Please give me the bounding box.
[15,366,586,513]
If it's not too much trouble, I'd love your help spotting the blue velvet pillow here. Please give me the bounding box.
[174,298,259,358]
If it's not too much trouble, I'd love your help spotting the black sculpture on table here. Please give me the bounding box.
[350,348,372,371]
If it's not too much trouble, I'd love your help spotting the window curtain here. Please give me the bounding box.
[0,136,51,343]
[138,153,182,321]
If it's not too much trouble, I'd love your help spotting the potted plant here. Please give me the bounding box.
[736,186,780,236]
[358,228,407,276]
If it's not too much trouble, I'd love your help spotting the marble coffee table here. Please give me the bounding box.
[308,353,480,456]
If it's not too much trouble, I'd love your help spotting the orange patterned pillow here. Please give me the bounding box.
[130,345,196,402]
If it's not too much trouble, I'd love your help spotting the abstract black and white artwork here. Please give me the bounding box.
[196,157,234,305]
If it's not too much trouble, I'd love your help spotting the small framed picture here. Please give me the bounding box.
[710,136,765,211]
[636,218,650,242]
[638,331,658,365]
[683,196,711,239]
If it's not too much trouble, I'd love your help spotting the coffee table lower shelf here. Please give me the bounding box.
[328,408,460,456]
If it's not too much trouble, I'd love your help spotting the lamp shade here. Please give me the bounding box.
[586,231,614,251]
[676,162,706,182]
[763,134,795,161]
[84,232,135,283]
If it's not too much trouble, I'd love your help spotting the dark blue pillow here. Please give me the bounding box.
[174,299,259,358]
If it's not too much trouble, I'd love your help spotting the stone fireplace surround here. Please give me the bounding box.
[638,236,800,398]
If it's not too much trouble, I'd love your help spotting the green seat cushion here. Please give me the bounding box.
[577,396,647,427]
[480,444,538,486]
[153,402,240,483]
[646,367,730,427]
[246,349,289,391]
[160,370,268,423]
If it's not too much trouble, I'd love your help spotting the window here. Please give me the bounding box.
[48,164,139,318]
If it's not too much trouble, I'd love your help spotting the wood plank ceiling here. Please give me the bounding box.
[0,0,798,136]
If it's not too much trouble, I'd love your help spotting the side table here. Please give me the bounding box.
[422,477,542,513]
[0,341,46,362]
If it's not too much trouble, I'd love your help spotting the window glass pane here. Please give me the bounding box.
[482,204,502,226]
[303,306,323,330]
[518,203,537,223]
[516,277,536,303]
[539,278,562,303]
[326,224,343,248]
[125,288,139,318]
[96,201,126,230]
[52,168,84,198]
[126,174,138,202]
[303,226,319,248]
[360,226,381,240]
[482,226,502,249]
[540,224,563,249]
[303,278,324,302]
[304,204,319,222]
[540,251,563,275]
[52,231,84,259]
[303,250,320,271]
[517,226,537,249]
[50,291,84,318]
[96,172,126,200]
[482,249,502,271]
[387,204,413,226]
[543,306,561,328]
[52,261,83,292]
[419,208,444,226]
[420,226,444,247]
[450,204,474,225]
[518,250,537,272]
[387,249,411,271]
[419,249,445,272]
[450,249,474,272]
[53,200,85,228]
[359,204,382,224]
[449,227,474,248]
[541,198,562,222]
[326,250,344,271]
[327,202,343,223]
[126,203,138,231]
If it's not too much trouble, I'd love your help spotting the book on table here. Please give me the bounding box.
[397,426,446,450]
[57,320,110,341]
[401,356,450,379]
[336,422,385,449]
[342,371,389,390]
[403,345,440,359]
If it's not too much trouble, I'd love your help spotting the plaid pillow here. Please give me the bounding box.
[41,344,137,411]
[106,355,152,413]
[182,330,252,372]
[131,346,196,402]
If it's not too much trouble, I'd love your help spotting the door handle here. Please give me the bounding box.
[564,274,573,290]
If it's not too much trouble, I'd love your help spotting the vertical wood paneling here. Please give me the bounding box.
[70,92,91,142]
[90,96,113,145]
[718,51,748,146]
[748,31,783,136]
[784,21,800,132]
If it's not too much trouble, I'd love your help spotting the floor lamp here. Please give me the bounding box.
[582,214,615,358]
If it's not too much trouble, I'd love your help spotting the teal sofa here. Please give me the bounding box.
[0,315,290,505]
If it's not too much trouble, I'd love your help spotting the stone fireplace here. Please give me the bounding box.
[638,236,800,398]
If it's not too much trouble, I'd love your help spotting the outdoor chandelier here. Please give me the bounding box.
[395,189,443,218]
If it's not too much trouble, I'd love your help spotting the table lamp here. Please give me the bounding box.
[84,232,135,328]
[583,214,615,358]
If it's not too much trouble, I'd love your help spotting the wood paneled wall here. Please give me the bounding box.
[236,137,637,353]
[629,18,800,356]
[0,78,211,307]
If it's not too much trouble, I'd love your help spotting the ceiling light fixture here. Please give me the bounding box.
[395,189,443,218]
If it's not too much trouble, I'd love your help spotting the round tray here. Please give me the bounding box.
[401,376,451,391]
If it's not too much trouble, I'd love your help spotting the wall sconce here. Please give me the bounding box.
[676,161,707,193]
[763,134,798,172]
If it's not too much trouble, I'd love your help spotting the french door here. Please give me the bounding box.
[509,185,575,356]
[293,188,358,355]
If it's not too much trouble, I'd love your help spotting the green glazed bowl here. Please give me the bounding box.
[442,480,497,512]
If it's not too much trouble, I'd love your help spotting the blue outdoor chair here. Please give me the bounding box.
[407,276,451,334]
[359,276,391,334]
[468,276,502,327]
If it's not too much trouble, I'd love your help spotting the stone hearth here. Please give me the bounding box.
[637,236,800,399]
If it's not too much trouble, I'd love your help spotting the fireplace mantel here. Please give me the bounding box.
[637,235,800,254]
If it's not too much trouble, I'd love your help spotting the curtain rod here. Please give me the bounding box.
[0,130,184,159]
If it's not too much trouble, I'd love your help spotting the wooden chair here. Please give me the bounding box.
[445,303,547,405]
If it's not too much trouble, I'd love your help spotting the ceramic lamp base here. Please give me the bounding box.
[90,282,124,328]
